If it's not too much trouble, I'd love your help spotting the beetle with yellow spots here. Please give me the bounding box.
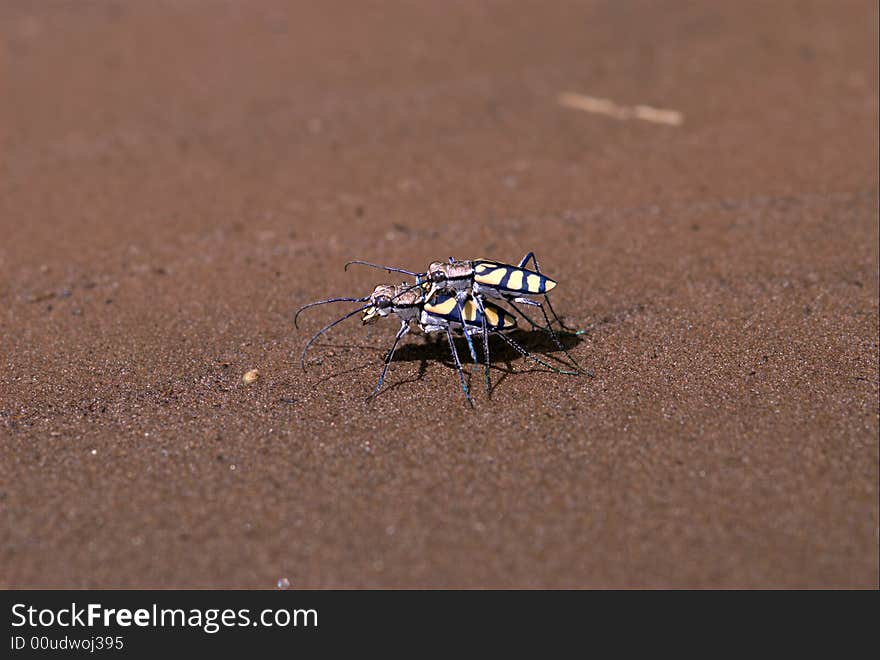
[418,290,569,403]
[294,279,577,404]
[428,256,556,299]
[345,252,590,384]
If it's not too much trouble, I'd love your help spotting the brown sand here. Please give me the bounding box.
[1,1,877,589]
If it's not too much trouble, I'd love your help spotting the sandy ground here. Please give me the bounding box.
[1,1,877,589]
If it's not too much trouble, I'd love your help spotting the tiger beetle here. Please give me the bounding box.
[344,252,591,389]
[294,280,577,404]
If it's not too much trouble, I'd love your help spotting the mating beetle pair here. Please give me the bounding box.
[294,252,589,403]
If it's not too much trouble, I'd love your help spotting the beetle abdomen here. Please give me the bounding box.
[473,261,557,295]
[423,294,516,331]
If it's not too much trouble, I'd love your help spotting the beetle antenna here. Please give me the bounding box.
[294,296,370,328]
[344,260,423,277]
[300,304,373,370]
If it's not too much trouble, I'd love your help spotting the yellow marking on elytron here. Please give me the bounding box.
[525,273,542,293]
[544,278,557,291]
[425,296,457,316]
[475,267,507,286]
[463,299,479,322]
[474,262,497,275]
[507,270,524,291]
[484,306,500,327]
[488,305,516,329]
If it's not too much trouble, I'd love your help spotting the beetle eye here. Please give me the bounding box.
[431,271,445,283]
[375,296,391,309]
